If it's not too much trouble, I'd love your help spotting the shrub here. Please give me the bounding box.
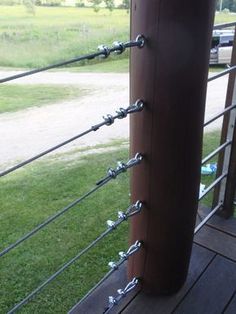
[0,0,22,5]
[76,0,85,7]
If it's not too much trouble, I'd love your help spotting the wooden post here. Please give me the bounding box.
[128,0,216,294]
[213,27,236,218]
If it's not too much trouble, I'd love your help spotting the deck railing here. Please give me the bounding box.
[0,36,146,313]
[2,2,236,313]
[195,22,236,231]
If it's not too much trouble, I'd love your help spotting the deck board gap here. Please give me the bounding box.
[206,224,236,238]
[171,253,217,314]
[223,290,236,313]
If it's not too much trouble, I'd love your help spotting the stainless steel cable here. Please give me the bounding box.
[0,154,143,258]
[0,35,145,84]
[208,65,236,83]
[198,172,227,201]
[213,22,236,29]
[7,203,143,314]
[194,203,222,234]
[0,100,144,178]
[201,140,232,165]
[204,104,236,127]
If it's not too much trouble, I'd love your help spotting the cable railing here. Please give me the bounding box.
[7,202,143,313]
[72,240,142,311]
[0,153,143,258]
[194,202,222,234]
[195,21,236,232]
[3,18,236,312]
[208,65,236,82]
[0,35,145,84]
[0,100,144,178]
[198,172,228,202]
[201,140,232,165]
[213,21,236,30]
[103,277,140,314]
[203,103,236,127]
[1,35,147,313]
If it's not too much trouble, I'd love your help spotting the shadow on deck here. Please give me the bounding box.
[70,210,236,314]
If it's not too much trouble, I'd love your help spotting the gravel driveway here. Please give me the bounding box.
[0,71,228,167]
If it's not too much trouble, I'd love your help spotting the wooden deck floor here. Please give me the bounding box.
[69,211,236,314]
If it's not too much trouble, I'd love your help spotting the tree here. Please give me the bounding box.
[216,0,236,12]
[76,0,85,7]
[23,0,36,15]
[122,0,130,9]
[121,0,130,13]
[104,0,114,12]
[88,0,102,12]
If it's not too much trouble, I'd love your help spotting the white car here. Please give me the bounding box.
[210,30,234,65]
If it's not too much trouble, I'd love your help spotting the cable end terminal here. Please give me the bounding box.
[136,34,146,48]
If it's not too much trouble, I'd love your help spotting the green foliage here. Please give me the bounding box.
[0,6,129,68]
[121,0,130,10]
[88,0,102,12]
[104,0,114,12]
[75,0,85,7]
[0,0,21,4]
[23,0,36,15]
[36,0,62,6]
[223,7,230,13]
[216,0,236,12]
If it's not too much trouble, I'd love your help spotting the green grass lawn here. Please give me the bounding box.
[0,144,130,313]
[0,5,129,70]
[1,6,235,72]
[215,11,236,24]
[0,85,86,113]
[1,6,236,313]
[0,129,235,312]
[200,130,221,208]
[68,57,129,73]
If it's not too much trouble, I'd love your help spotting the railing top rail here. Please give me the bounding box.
[213,21,236,30]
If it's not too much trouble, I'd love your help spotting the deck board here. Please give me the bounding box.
[173,255,236,314]
[69,215,236,314]
[198,205,236,237]
[121,245,215,314]
[69,263,140,314]
[194,225,236,261]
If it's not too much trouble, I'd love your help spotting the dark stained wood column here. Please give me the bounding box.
[128,0,216,294]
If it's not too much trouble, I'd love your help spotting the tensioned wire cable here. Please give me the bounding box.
[0,153,143,258]
[0,100,144,178]
[7,203,143,314]
[0,35,145,84]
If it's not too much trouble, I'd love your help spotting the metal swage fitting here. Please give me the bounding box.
[7,205,143,313]
[0,155,143,259]
[104,278,140,313]
[0,35,146,84]
[75,241,142,308]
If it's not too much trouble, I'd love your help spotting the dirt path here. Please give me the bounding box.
[0,71,228,167]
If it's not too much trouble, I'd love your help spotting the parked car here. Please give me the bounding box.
[210,29,234,65]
